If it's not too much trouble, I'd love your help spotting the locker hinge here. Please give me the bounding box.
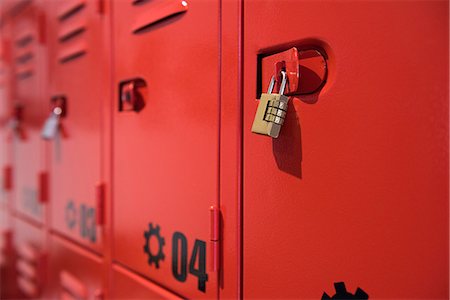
[3,166,12,191]
[209,206,220,272]
[38,172,49,203]
[38,12,46,44]
[97,0,105,14]
[96,183,106,225]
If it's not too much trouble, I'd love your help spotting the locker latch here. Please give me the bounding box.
[41,96,67,140]
[8,105,26,140]
[119,78,147,112]
[258,47,327,96]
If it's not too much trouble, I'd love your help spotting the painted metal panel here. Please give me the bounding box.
[45,0,109,252]
[9,1,47,224]
[0,208,17,299]
[43,234,104,300]
[111,264,183,299]
[12,216,46,299]
[112,0,219,298]
[0,20,13,208]
[243,1,449,299]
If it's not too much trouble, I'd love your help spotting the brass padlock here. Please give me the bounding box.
[251,71,289,138]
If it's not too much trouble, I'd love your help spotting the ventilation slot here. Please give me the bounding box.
[60,271,88,300]
[16,244,42,298]
[59,48,87,63]
[132,0,151,5]
[16,52,33,64]
[58,1,86,21]
[132,0,188,34]
[58,26,86,43]
[14,31,36,80]
[16,34,33,48]
[57,0,88,64]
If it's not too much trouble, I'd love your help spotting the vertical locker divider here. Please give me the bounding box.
[100,0,113,297]
[218,0,242,299]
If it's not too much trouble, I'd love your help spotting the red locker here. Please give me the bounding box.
[111,0,219,298]
[242,1,448,299]
[0,19,12,207]
[9,0,48,224]
[111,264,183,299]
[45,0,110,252]
[12,217,46,298]
[43,234,105,300]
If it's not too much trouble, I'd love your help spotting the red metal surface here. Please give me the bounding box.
[12,216,46,299]
[243,1,448,299]
[111,0,219,298]
[0,208,17,299]
[45,0,109,251]
[0,1,448,299]
[218,0,242,298]
[9,0,47,223]
[0,22,13,207]
[43,234,105,300]
[111,264,183,299]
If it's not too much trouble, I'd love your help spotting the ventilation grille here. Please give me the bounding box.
[13,30,35,80]
[16,243,42,298]
[131,0,188,34]
[56,0,87,64]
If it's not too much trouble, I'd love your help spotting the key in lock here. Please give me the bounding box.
[251,71,289,138]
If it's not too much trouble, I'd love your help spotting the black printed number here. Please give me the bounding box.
[172,232,187,282]
[189,240,208,292]
[172,233,208,292]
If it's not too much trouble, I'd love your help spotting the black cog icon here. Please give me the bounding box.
[143,223,165,269]
[322,282,369,300]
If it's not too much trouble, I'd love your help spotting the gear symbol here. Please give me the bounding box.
[322,282,369,300]
[143,223,165,269]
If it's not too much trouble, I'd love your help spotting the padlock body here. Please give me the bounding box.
[251,93,289,138]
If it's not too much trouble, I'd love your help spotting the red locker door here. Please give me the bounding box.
[45,0,109,251]
[112,0,219,298]
[111,264,183,299]
[10,1,47,224]
[44,235,104,300]
[12,217,46,299]
[0,22,12,207]
[242,1,448,299]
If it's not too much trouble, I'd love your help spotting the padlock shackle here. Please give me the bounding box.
[267,70,287,95]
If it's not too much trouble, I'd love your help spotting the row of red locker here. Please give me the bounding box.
[1,0,449,299]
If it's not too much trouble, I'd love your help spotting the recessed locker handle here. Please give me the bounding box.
[8,105,26,140]
[119,78,147,112]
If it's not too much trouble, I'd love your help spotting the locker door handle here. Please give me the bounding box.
[119,78,147,112]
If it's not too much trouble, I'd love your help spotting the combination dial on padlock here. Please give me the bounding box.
[251,71,289,138]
